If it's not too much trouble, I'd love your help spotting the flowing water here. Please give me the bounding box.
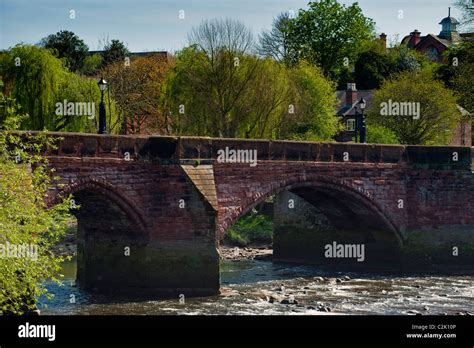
[39,256,473,315]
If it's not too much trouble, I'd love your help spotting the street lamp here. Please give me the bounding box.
[357,97,367,144]
[97,78,108,134]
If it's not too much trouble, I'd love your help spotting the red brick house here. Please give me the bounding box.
[401,8,473,62]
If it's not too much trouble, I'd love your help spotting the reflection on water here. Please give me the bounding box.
[39,257,474,315]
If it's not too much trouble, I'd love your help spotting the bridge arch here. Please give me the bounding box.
[55,177,147,235]
[218,175,403,246]
[217,175,405,269]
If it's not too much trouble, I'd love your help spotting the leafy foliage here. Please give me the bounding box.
[436,42,474,113]
[0,45,119,133]
[366,124,399,144]
[353,43,429,90]
[368,71,460,145]
[225,212,273,247]
[0,90,71,315]
[102,39,130,66]
[166,19,339,141]
[286,0,376,79]
[101,54,174,134]
[40,30,89,72]
[283,63,340,141]
[80,54,103,76]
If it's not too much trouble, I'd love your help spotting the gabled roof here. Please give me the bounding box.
[335,90,374,117]
[416,33,452,48]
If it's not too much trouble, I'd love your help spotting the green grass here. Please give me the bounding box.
[224,212,273,247]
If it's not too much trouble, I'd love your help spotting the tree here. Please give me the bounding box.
[102,54,173,134]
[353,43,429,90]
[354,50,392,90]
[282,63,340,141]
[391,47,422,73]
[165,18,339,140]
[102,39,130,66]
[0,45,116,133]
[0,89,71,315]
[366,124,399,144]
[368,71,460,145]
[40,30,89,72]
[0,45,68,130]
[166,47,338,140]
[258,12,294,65]
[80,53,103,76]
[286,0,376,79]
[436,42,474,112]
[170,19,260,138]
[454,0,474,30]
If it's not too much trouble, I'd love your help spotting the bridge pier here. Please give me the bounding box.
[73,185,220,297]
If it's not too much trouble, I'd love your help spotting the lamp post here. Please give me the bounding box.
[97,78,108,134]
[357,97,367,144]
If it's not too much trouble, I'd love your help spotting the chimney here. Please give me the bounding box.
[346,83,357,106]
[380,33,387,50]
[408,30,421,48]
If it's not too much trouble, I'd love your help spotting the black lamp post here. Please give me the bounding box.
[356,97,367,144]
[97,78,108,134]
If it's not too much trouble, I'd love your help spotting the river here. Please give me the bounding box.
[38,256,473,315]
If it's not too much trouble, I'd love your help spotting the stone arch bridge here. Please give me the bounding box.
[35,132,473,296]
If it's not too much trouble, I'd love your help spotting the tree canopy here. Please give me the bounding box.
[368,70,460,145]
[102,54,174,134]
[258,12,294,65]
[40,30,89,72]
[0,45,118,133]
[165,19,339,141]
[286,0,376,79]
[101,39,130,66]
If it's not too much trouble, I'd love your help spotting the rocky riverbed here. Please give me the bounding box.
[40,257,474,315]
[219,244,273,261]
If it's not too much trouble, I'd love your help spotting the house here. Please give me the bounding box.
[401,7,473,62]
[335,83,472,146]
[335,83,373,142]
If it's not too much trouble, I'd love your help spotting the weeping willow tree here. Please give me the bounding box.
[0,45,67,130]
[0,44,120,133]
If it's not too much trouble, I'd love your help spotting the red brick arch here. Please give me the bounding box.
[217,176,403,245]
[54,177,148,235]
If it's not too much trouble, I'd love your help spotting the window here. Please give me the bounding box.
[427,46,439,62]
[346,119,356,131]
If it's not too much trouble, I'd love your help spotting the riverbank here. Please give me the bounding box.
[219,244,273,261]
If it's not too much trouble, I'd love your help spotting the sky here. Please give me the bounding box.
[0,0,465,53]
